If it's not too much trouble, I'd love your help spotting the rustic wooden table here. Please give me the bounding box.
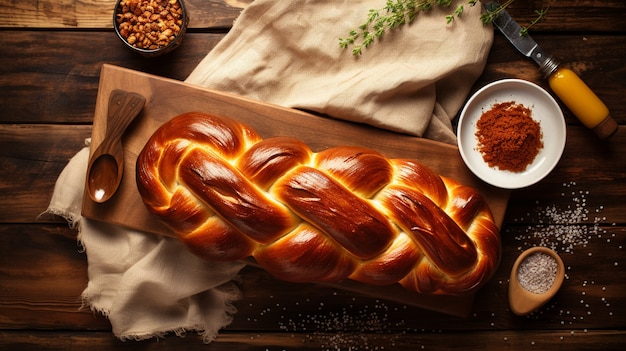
[1,0,625,350]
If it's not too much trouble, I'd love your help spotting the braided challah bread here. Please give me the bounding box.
[136,112,501,296]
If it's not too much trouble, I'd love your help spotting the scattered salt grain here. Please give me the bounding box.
[513,182,606,254]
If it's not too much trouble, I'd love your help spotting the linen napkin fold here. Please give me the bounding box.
[46,142,245,342]
[47,0,493,343]
[186,0,493,144]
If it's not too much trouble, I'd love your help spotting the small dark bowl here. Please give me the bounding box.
[113,0,189,58]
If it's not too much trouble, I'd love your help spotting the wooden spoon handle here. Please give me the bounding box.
[104,89,146,142]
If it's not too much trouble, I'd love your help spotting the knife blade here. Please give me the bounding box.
[486,3,552,70]
[484,2,617,139]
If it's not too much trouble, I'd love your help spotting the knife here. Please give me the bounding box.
[485,2,617,139]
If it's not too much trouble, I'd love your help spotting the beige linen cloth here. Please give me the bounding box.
[186,0,493,144]
[46,0,492,343]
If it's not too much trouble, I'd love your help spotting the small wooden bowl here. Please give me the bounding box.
[508,246,565,316]
[113,0,190,58]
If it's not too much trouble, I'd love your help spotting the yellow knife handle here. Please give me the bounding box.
[548,67,617,139]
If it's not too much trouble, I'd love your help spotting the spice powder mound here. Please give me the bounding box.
[475,101,543,172]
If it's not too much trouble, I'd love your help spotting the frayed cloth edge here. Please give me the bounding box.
[117,289,241,344]
[40,208,81,230]
[81,280,243,344]
[80,291,111,319]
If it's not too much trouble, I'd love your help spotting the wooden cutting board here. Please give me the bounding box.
[82,64,510,317]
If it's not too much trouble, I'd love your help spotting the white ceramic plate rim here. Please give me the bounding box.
[457,79,567,189]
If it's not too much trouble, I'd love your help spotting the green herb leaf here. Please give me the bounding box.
[339,0,550,56]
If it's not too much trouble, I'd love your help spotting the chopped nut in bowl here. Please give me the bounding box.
[114,0,189,57]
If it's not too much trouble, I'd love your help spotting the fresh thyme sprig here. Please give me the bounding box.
[446,0,479,24]
[478,0,514,25]
[339,0,550,56]
[338,0,464,56]
[480,1,549,35]
[519,6,549,35]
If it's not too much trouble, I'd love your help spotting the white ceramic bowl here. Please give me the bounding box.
[457,79,566,189]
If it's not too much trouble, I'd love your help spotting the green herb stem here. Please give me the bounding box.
[339,0,550,56]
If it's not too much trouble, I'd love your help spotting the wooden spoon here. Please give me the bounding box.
[87,89,145,203]
[508,246,565,316]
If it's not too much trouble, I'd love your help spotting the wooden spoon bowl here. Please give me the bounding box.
[508,246,565,316]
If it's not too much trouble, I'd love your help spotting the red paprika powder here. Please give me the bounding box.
[475,101,543,172]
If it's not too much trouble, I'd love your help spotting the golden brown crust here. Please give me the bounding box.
[136,112,501,295]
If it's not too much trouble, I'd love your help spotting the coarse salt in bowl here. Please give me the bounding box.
[457,79,567,189]
[508,246,565,316]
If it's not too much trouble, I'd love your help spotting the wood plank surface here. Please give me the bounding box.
[1,32,624,126]
[1,0,624,32]
[1,0,625,349]
[2,330,626,350]
[75,329,626,350]
[0,0,252,29]
[2,223,624,331]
